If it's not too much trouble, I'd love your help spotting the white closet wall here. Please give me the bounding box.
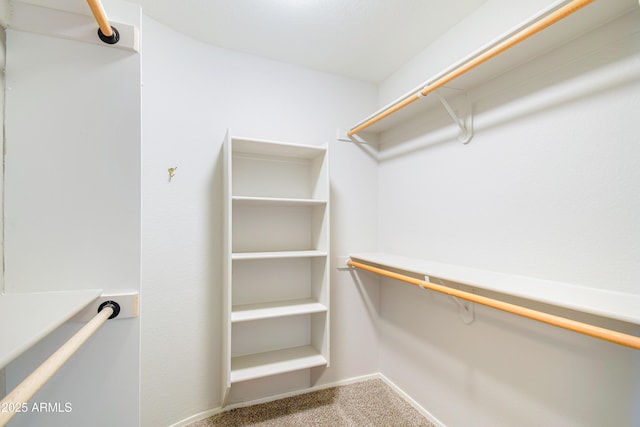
[379,0,559,106]
[374,3,640,426]
[2,1,142,426]
[0,12,5,402]
[140,17,379,426]
[4,1,638,426]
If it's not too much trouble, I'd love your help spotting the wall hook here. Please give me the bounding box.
[168,166,178,182]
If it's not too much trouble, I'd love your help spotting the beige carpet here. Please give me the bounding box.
[188,378,435,427]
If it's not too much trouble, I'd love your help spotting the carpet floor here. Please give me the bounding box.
[187,378,435,427]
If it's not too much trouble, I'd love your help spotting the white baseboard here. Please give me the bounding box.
[169,372,445,427]
[168,407,224,427]
[377,373,446,427]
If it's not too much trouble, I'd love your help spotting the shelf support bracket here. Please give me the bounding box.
[451,296,475,325]
[433,90,473,144]
[425,275,475,324]
[336,128,370,144]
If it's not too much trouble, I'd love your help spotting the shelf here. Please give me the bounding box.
[232,196,327,207]
[349,0,635,135]
[223,131,330,398]
[232,137,326,159]
[231,257,328,311]
[232,202,327,253]
[230,345,327,383]
[350,252,640,325]
[231,299,327,323]
[0,289,103,369]
[230,135,327,201]
[232,250,328,261]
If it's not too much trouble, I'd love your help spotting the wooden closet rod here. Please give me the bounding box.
[348,0,594,136]
[0,302,118,426]
[348,260,640,351]
[86,0,120,44]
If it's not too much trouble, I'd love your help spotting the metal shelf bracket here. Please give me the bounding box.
[336,128,370,144]
[425,275,475,324]
[451,295,475,325]
[433,90,473,144]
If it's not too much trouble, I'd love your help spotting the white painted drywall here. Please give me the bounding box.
[2,1,141,425]
[0,0,9,28]
[373,4,640,427]
[0,16,5,401]
[379,0,557,106]
[0,13,5,297]
[140,17,380,426]
[7,1,638,426]
[112,0,488,83]
[379,0,638,107]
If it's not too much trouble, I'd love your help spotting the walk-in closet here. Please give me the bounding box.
[1,0,639,426]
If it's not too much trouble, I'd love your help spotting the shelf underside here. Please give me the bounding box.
[230,345,327,383]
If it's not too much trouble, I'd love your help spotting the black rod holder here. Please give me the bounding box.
[98,26,120,45]
[98,300,121,319]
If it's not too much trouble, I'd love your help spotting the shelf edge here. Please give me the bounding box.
[349,252,640,325]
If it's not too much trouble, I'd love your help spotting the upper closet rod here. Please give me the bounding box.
[348,260,640,351]
[348,0,594,137]
[86,0,120,44]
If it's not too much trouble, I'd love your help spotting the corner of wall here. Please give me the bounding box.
[377,0,560,106]
[0,14,5,297]
[0,368,4,400]
[0,9,6,400]
[0,0,9,29]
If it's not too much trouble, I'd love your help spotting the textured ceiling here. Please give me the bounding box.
[125,0,486,83]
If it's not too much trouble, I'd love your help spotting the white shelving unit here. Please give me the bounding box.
[222,132,330,401]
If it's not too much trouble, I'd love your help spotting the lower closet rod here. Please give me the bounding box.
[348,260,640,351]
[0,302,119,426]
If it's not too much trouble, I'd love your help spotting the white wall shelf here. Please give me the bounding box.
[230,345,327,383]
[223,131,330,402]
[231,299,327,323]
[348,0,635,135]
[0,289,102,369]
[350,252,640,325]
[233,196,328,207]
[232,250,328,261]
